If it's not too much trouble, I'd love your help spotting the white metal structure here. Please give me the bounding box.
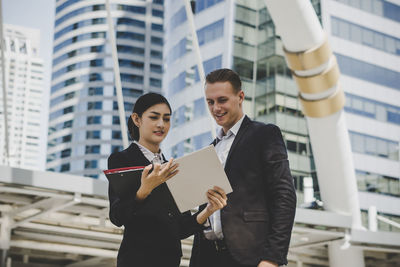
[0,165,399,266]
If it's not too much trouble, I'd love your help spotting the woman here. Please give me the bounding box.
[108,93,227,267]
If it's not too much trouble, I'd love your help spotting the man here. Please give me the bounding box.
[190,69,296,267]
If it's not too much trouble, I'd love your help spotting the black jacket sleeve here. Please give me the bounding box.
[260,125,297,265]
[178,210,206,240]
[108,152,147,227]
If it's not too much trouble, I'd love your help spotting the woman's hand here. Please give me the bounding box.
[196,186,227,224]
[136,158,178,201]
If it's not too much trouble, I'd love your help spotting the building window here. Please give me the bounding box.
[167,38,186,64]
[194,98,206,118]
[121,74,144,84]
[152,9,163,18]
[193,55,222,82]
[331,16,400,55]
[112,145,123,153]
[150,50,162,59]
[85,145,100,154]
[151,36,163,45]
[60,163,70,172]
[112,131,122,139]
[117,45,144,55]
[150,78,162,88]
[150,64,162,74]
[116,18,145,28]
[169,71,186,95]
[113,101,133,111]
[122,88,142,98]
[88,87,103,96]
[196,0,224,13]
[344,93,400,125]
[193,132,212,150]
[87,101,102,110]
[87,116,101,125]
[117,31,145,42]
[356,170,400,197]
[62,134,72,143]
[333,0,400,23]
[197,19,224,46]
[86,130,101,139]
[63,120,73,129]
[336,53,400,90]
[151,23,163,31]
[169,7,186,31]
[117,5,146,14]
[119,59,144,69]
[85,160,98,169]
[349,131,399,160]
[113,116,120,125]
[61,149,71,158]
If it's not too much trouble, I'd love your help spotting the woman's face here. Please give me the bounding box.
[133,103,171,146]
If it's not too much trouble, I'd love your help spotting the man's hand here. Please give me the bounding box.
[196,186,227,224]
[258,260,278,267]
[205,186,227,214]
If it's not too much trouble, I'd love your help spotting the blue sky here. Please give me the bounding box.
[3,0,55,95]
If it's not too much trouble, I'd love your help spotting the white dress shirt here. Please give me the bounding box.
[204,115,245,240]
[134,141,163,164]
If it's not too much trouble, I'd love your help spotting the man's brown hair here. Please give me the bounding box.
[205,68,242,93]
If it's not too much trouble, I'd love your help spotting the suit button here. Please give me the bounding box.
[168,212,173,218]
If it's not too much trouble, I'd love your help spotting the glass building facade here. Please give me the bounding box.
[163,0,400,236]
[47,0,164,178]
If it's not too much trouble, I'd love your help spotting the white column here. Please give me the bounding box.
[263,1,364,265]
[264,0,362,228]
[183,0,217,139]
[105,0,129,148]
[0,214,12,267]
[303,177,314,204]
[368,206,378,232]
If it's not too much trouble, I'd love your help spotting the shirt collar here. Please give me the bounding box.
[134,141,162,163]
[217,115,245,140]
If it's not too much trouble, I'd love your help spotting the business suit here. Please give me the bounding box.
[108,143,203,267]
[190,116,296,266]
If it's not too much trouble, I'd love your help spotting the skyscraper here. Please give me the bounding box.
[163,0,399,234]
[0,24,46,171]
[47,0,164,178]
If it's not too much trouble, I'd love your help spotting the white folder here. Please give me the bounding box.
[166,145,233,212]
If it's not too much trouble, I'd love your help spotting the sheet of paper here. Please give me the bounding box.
[166,145,232,212]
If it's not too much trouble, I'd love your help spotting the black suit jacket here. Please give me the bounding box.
[190,116,296,266]
[108,143,203,267]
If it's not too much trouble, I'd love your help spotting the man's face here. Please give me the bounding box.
[205,81,244,133]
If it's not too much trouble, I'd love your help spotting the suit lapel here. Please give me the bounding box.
[127,143,152,166]
[224,116,251,170]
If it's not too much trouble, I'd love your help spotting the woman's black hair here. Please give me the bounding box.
[127,93,172,141]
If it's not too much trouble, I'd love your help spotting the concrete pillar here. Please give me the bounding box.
[303,177,314,204]
[0,249,8,267]
[368,206,378,232]
[328,240,365,267]
[0,215,12,267]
